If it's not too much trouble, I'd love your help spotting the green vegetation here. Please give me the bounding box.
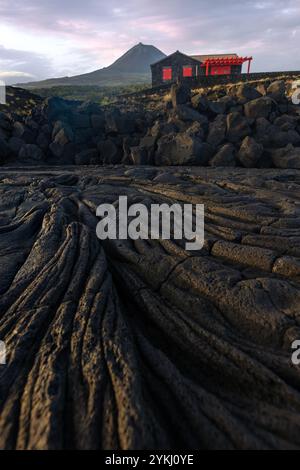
[33,83,151,105]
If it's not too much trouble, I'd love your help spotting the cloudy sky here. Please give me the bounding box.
[0,0,299,84]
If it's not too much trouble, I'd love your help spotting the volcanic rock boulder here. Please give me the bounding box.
[191,93,210,113]
[155,132,212,165]
[53,125,74,147]
[36,132,51,151]
[209,143,236,167]
[13,122,36,144]
[105,108,135,134]
[90,114,105,131]
[0,138,11,162]
[267,80,286,102]
[97,139,122,164]
[207,100,227,116]
[254,117,276,147]
[234,83,262,103]
[18,144,44,163]
[244,96,275,120]
[172,105,208,126]
[274,114,299,132]
[171,83,191,107]
[131,135,157,165]
[271,144,300,169]
[8,137,23,155]
[43,96,74,122]
[238,136,264,168]
[226,112,251,143]
[0,112,12,133]
[256,83,267,96]
[70,111,91,129]
[130,146,149,165]
[207,115,227,146]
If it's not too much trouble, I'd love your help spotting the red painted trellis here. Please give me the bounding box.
[201,57,253,76]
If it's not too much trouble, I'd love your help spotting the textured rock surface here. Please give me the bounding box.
[0,165,300,450]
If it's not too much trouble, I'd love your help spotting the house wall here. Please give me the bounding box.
[204,64,242,76]
[151,53,202,87]
[231,65,243,74]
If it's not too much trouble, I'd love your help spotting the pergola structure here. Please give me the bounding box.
[201,56,253,76]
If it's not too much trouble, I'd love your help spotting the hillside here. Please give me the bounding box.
[0,86,42,115]
[17,43,166,89]
[32,83,151,105]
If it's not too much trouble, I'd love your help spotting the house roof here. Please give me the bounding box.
[151,51,241,67]
[191,54,238,62]
[200,56,252,67]
[151,51,200,67]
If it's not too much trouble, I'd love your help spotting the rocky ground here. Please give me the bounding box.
[0,165,300,449]
[1,75,300,169]
[0,86,43,117]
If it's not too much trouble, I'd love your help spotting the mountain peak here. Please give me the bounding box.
[109,43,166,73]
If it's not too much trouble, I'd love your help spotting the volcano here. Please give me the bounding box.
[17,43,166,88]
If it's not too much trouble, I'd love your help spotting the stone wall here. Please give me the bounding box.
[1,77,300,169]
[188,70,300,87]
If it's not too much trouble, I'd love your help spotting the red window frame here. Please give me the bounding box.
[183,66,193,77]
[162,67,172,81]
